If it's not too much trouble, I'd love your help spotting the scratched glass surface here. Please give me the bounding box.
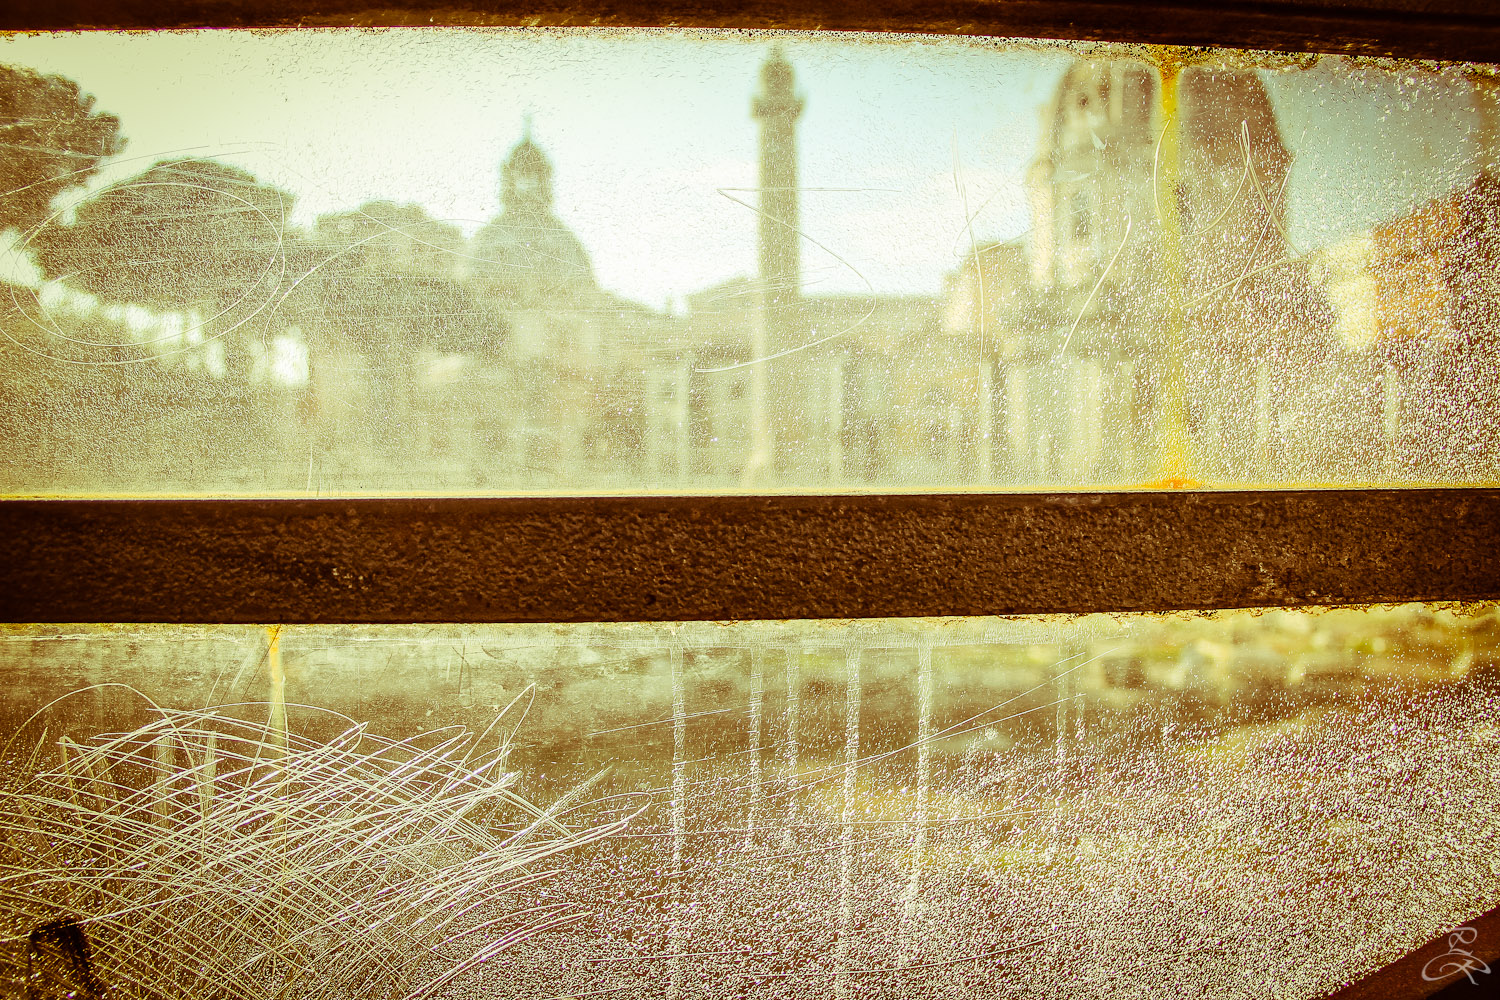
[1,30,1497,495]
[2,606,1497,998]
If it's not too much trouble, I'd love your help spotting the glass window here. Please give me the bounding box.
[3,606,1497,996]
[2,30,1496,495]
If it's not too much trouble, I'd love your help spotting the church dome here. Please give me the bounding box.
[472,127,596,305]
[505,136,551,175]
[471,215,595,303]
[501,134,555,212]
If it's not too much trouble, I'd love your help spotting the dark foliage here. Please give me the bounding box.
[34,157,294,313]
[0,63,124,236]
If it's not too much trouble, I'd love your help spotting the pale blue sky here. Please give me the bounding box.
[1,29,1485,308]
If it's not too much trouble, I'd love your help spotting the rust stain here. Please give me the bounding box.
[2,492,1496,623]
[1147,47,1193,488]
[1139,476,1202,490]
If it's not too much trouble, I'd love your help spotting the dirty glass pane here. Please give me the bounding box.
[0,30,1497,494]
[2,605,1497,997]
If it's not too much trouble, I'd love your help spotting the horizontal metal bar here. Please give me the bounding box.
[5,1,1500,63]
[2,490,1496,624]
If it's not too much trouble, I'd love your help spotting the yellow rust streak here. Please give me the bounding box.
[267,624,287,756]
[1151,49,1193,489]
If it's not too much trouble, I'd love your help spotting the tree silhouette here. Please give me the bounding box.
[35,157,295,377]
[0,63,124,236]
[291,200,504,367]
[284,201,507,475]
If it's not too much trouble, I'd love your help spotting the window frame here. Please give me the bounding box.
[2,489,1498,623]
[3,0,1500,63]
[3,3,1499,997]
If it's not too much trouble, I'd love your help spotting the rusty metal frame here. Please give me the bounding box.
[2,490,1497,624]
[5,1,1500,63]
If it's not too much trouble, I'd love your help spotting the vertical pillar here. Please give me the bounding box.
[835,642,861,1000]
[753,49,805,477]
[753,48,804,349]
[827,356,844,483]
[1255,358,1273,474]
[745,647,765,847]
[977,361,994,484]
[905,635,934,919]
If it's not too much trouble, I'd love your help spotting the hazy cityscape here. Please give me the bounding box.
[1,32,1497,493]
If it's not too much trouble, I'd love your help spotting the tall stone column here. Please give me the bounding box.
[752,49,805,479]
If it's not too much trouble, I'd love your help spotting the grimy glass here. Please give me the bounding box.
[2,32,1496,494]
[1,24,1498,1000]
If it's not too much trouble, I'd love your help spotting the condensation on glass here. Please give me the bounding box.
[2,606,1497,997]
[0,30,1497,495]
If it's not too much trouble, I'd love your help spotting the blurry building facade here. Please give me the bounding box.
[945,61,1337,486]
[1309,170,1500,481]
